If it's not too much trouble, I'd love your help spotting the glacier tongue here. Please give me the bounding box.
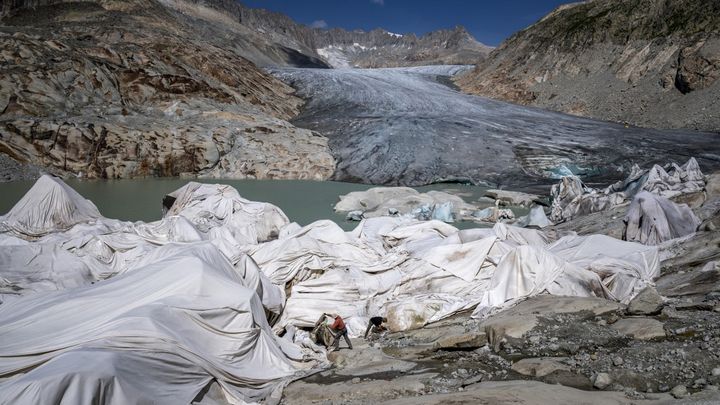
[271,66,720,188]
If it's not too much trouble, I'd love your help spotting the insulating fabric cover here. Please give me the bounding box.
[0,175,101,238]
[0,176,676,404]
[0,243,310,405]
[623,191,701,245]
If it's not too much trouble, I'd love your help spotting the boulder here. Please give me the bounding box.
[676,43,720,94]
[433,332,487,350]
[511,357,570,377]
[592,372,612,390]
[548,203,626,240]
[328,347,416,376]
[610,318,666,340]
[627,287,664,315]
[484,189,540,207]
[671,191,706,209]
[335,187,477,221]
[696,197,720,231]
[483,315,538,351]
[670,384,688,399]
[657,225,720,291]
[706,172,720,198]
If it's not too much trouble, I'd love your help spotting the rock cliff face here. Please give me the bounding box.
[456,0,720,131]
[0,0,335,181]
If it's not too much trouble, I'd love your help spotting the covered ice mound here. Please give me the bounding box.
[474,245,609,315]
[624,191,701,245]
[548,233,659,303]
[551,158,705,222]
[334,186,478,221]
[515,205,552,228]
[0,175,101,238]
[634,157,705,198]
[549,176,614,223]
[0,243,313,405]
[269,218,658,335]
[246,219,408,286]
[164,182,289,244]
[0,243,98,302]
[0,178,290,307]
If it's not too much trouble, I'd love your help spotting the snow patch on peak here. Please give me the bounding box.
[317,46,352,69]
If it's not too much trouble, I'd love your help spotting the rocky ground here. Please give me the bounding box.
[280,171,720,404]
[0,152,46,181]
[282,292,720,404]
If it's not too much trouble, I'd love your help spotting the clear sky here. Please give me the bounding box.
[241,0,576,46]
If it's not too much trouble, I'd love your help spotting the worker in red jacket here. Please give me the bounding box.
[324,313,353,352]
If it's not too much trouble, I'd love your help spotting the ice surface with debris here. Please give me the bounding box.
[271,67,720,187]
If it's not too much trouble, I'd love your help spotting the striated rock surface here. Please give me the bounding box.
[456,0,720,131]
[0,0,335,181]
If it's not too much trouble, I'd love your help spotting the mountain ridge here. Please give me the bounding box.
[223,0,493,67]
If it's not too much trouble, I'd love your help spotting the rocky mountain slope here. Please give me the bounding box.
[0,0,335,181]
[233,3,492,68]
[456,0,720,132]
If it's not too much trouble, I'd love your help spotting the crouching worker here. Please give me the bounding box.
[311,314,334,347]
[324,313,353,352]
[364,316,388,339]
